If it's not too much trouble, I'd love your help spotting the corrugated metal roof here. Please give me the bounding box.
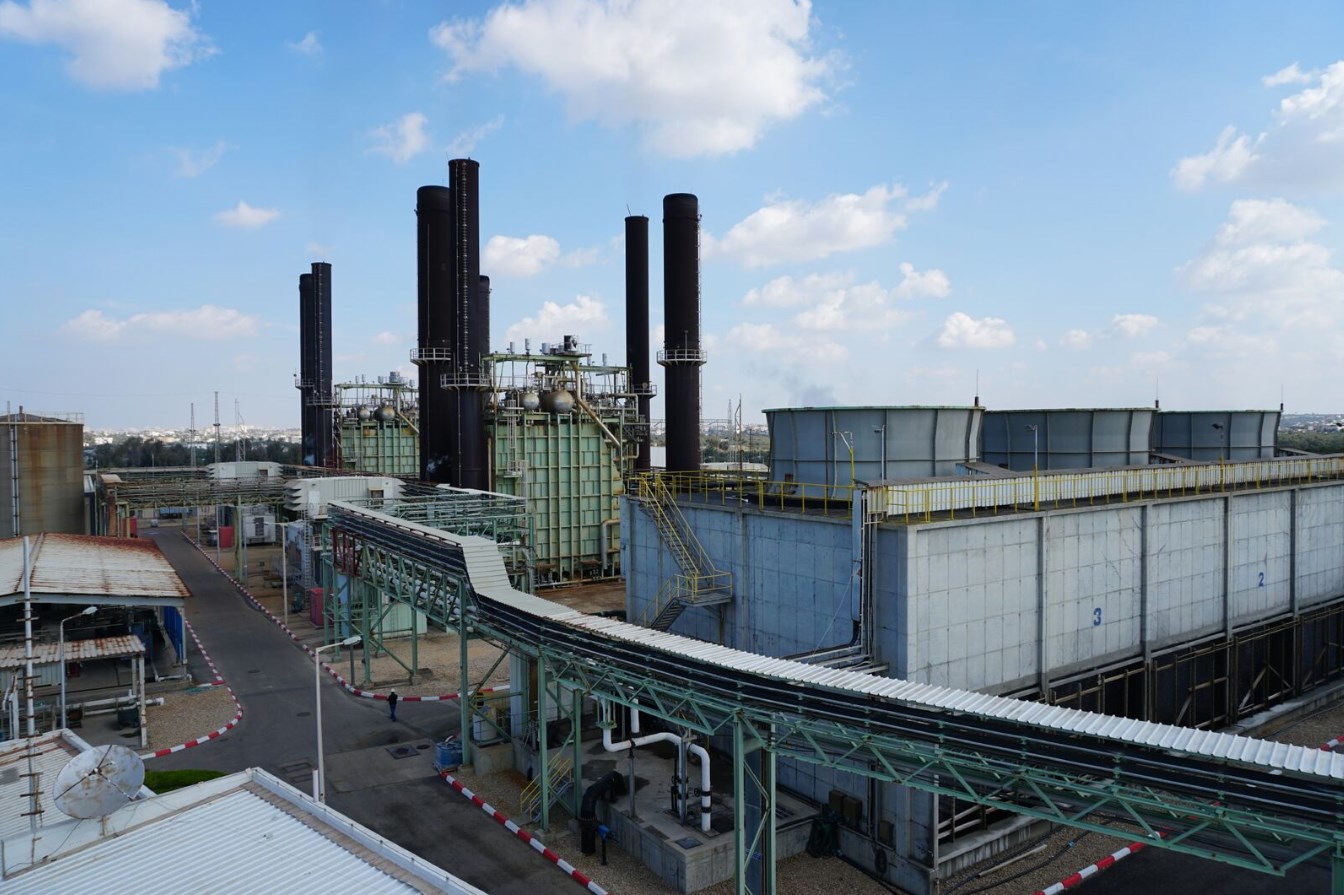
[0,534,189,601]
[0,635,144,669]
[0,733,82,841]
[3,769,488,894]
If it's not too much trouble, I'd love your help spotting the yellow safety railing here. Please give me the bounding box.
[877,455,1344,524]
[632,471,855,517]
[636,474,735,628]
[520,755,573,820]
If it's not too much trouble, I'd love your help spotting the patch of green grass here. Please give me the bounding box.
[142,768,227,793]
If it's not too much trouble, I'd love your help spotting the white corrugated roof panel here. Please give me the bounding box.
[0,733,84,841]
[3,770,488,894]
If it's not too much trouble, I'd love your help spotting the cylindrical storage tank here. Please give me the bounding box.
[0,414,85,537]
[625,215,651,472]
[1154,410,1280,461]
[766,406,984,497]
[981,408,1155,471]
[661,194,703,473]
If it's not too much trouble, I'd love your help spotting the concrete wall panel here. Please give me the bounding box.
[1146,499,1225,644]
[1229,491,1292,622]
[1297,487,1344,605]
[1044,508,1143,673]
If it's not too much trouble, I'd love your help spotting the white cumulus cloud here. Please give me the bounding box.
[892,261,950,299]
[742,269,936,334]
[1179,199,1344,330]
[484,233,598,276]
[0,0,214,90]
[214,201,280,229]
[1263,62,1313,87]
[431,0,837,158]
[486,234,560,277]
[1061,329,1092,349]
[289,31,321,56]
[710,182,943,268]
[935,312,1014,349]
[1110,313,1159,338]
[368,112,429,164]
[1172,126,1260,191]
[505,295,608,343]
[61,305,259,342]
[448,114,505,155]
[725,321,847,363]
[169,141,227,178]
[1174,61,1344,191]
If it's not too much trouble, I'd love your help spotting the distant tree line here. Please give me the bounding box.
[85,437,299,469]
[1278,430,1344,454]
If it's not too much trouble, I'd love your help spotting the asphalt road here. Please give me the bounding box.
[1059,844,1330,894]
[146,531,578,895]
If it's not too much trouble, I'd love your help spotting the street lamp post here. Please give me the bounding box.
[59,606,97,730]
[1025,425,1040,510]
[278,520,301,630]
[313,635,360,803]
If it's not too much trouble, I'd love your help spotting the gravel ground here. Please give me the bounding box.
[142,686,238,753]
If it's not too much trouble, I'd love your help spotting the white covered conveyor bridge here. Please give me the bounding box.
[325,500,1344,895]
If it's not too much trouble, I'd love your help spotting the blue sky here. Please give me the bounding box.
[4,1,1344,430]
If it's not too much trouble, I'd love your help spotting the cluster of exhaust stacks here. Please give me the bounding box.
[295,159,707,483]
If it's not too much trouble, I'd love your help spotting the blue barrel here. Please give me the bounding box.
[435,738,463,770]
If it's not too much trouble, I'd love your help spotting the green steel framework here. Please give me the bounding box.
[322,500,1344,895]
[483,347,638,585]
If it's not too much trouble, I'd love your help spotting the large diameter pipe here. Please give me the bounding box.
[600,700,711,832]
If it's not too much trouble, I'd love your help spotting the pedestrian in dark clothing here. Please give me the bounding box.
[388,689,399,721]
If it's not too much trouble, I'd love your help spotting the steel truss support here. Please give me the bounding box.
[734,716,776,895]
[324,502,1344,885]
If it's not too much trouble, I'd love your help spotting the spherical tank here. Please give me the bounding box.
[766,406,983,497]
[1154,410,1280,461]
[541,388,574,415]
[980,408,1155,471]
[374,405,396,422]
[357,406,372,420]
[521,390,541,412]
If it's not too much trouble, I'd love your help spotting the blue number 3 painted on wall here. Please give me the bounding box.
[1093,607,1102,626]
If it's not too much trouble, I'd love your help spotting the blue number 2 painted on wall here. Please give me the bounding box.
[1258,572,1265,587]
[1093,607,1102,627]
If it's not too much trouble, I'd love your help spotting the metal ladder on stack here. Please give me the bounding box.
[638,476,733,631]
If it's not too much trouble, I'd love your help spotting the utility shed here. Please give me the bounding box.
[0,767,491,894]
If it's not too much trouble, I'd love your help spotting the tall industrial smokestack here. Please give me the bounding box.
[414,159,488,488]
[660,194,704,472]
[298,272,315,465]
[310,261,335,468]
[625,215,652,472]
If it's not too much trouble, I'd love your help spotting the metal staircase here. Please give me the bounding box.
[637,475,732,631]
[520,755,573,823]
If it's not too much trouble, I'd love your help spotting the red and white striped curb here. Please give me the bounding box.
[1031,838,1157,895]
[440,770,608,895]
[187,534,492,704]
[141,620,244,760]
[1320,734,1344,750]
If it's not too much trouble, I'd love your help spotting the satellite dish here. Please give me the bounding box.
[53,745,145,820]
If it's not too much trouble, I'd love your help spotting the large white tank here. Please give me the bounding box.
[981,408,1155,471]
[767,406,983,494]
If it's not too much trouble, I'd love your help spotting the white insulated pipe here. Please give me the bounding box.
[599,699,711,832]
